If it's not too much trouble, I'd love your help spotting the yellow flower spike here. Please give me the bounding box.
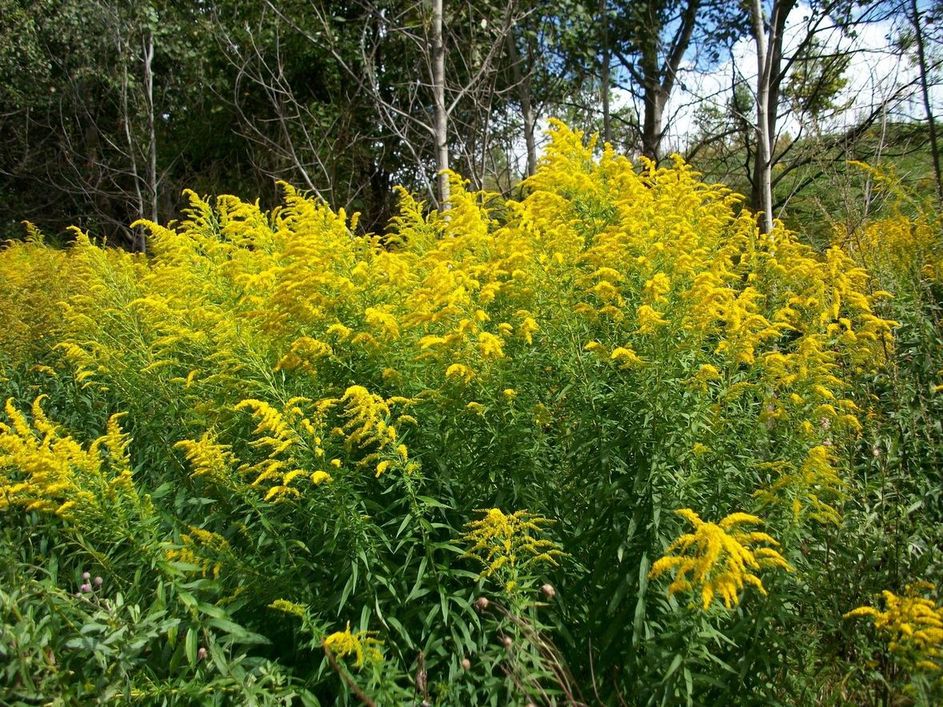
[694,364,722,386]
[636,304,668,334]
[650,508,791,611]
[0,398,151,533]
[845,584,943,673]
[263,485,300,502]
[282,469,306,485]
[610,347,645,368]
[310,470,332,485]
[175,433,236,482]
[325,323,352,340]
[517,313,539,344]
[166,527,232,578]
[643,272,671,302]
[445,363,475,384]
[323,623,383,669]
[478,332,505,359]
[583,340,608,358]
[462,508,563,592]
[268,599,307,618]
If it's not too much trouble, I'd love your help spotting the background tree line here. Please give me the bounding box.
[0,0,940,246]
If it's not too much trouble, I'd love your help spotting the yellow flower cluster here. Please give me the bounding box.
[649,509,791,610]
[0,234,73,370]
[838,162,943,286]
[233,397,329,501]
[323,622,383,668]
[268,598,308,618]
[463,508,563,593]
[0,397,151,531]
[0,123,904,633]
[174,432,236,484]
[755,445,844,525]
[165,526,232,579]
[324,385,414,478]
[845,583,943,673]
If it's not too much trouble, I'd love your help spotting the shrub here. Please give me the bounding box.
[0,122,939,704]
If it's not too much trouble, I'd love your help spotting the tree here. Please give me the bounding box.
[607,0,746,161]
[908,0,943,202]
[0,0,241,245]
[749,0,791,233]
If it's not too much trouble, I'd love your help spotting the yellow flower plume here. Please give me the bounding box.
[845,583,943,673]
[650,508,791,610]
[322,622,383,668]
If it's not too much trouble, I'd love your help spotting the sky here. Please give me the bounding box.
[655,1,935,153]
[513,2,937,174]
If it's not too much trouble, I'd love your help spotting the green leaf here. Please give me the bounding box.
[185,627,198,666]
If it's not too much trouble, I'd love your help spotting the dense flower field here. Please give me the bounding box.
[1,123,942,704]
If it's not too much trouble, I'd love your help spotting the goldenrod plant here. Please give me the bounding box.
[649,509,791,610]
[0,122,940,704]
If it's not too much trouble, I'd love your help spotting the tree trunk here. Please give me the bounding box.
[507,33,537,176]
[750,0,794,232]
[911,0,943,204]
[143,29,158,227]
[641,83,666,161]
[432,0,450,210]
[600,0,611,143]
[750,0,775,234]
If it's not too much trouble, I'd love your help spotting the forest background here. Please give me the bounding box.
[1,0,942,244]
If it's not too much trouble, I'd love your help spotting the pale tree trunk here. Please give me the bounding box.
[750,0,775,234]
[911,0,943,204]
[600,0,611,143]
[507,33,537,176]
[117,25,146,251]
[143,29,158,226]
[432,0,450,210]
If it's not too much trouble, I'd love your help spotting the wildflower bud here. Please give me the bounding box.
[80,583,92,593]
[500,635,513,649]
[474,596,490,612]
[541,583,556,600]
[197,647,208,661]
[461,657,471,671]
[82,571,91,580]
[94,576,103,587]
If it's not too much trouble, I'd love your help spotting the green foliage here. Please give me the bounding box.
[1,124,941,704]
